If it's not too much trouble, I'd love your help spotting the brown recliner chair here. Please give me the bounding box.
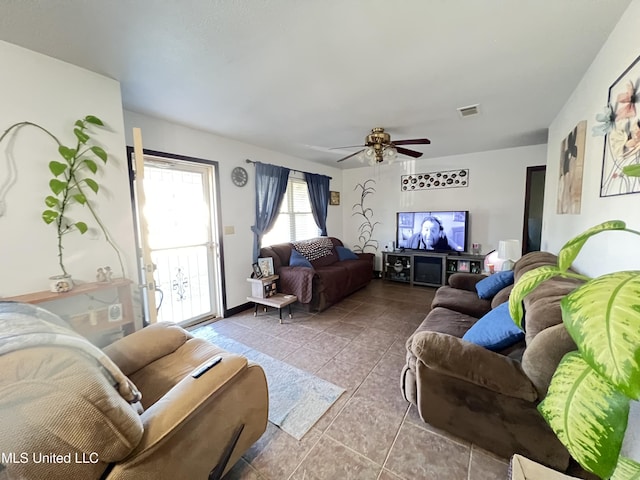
[0,302,268,480]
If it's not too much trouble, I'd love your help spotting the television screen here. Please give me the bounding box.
[396,211,469,252]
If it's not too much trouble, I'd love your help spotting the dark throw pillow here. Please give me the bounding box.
[290,249,313,268]
[462,302,524,351]
[336,246,359,261]
[475,270,515,299]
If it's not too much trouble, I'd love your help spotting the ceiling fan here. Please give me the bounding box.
[335,127,431,164]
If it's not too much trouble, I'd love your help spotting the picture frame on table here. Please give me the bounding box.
[252,262,263,279]
[257,257,274,277]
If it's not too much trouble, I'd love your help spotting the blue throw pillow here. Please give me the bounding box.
[475,270,515,299]
[336,246,359,261]
[462,302,524,351]
[290,249,312,268]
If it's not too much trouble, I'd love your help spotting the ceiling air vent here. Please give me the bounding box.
[457,104,480,118]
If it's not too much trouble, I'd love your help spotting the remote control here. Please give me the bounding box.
[191,356,223,378]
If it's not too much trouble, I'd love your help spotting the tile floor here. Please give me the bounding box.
[199,280,510,480]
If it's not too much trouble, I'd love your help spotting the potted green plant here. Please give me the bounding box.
[509,220,640,479]
[1,116,124,290]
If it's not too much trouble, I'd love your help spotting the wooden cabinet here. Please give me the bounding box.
[247,275,279,299]
[383,251,485,287]
[3,279,136,347]
[445,254,485,284]
[383,253,412,283]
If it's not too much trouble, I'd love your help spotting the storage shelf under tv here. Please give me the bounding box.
[383,251,485,287]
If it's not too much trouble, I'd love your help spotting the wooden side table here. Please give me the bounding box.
[247,293,297,323]
[2,279,135,347]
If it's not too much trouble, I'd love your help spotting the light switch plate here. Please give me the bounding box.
[108,303,123,322]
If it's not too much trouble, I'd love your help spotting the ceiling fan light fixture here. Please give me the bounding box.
[364,147,376,159]
[384,145,397,159]
[334,127,430,164]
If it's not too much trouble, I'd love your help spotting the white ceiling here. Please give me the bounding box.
[0,1,631,169]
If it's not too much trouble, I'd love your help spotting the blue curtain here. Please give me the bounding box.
[304,172,330,236]
[252,162,290,261]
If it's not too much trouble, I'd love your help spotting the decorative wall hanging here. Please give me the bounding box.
[594,54,640,197]
[557,120,586,214]
[329,190,340,205]
[352,179,379,253]
[401,169,469,191]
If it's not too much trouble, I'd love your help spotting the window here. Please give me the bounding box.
[262,177,320,246]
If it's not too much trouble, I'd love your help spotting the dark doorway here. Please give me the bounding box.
[522,166,546,254]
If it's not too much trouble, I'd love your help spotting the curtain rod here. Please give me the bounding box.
[245,159,332,180]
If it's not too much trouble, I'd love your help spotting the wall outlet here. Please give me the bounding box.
[108,303,123,322]
[89,308,98,326]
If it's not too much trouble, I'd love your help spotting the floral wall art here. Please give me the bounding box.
[594,54,640,197]
[557,120,586,214]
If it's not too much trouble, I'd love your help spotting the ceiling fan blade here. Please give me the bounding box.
[330,144,365,150]
[337,149,365,162]
[393,138,431,146]
[396,146,423,158]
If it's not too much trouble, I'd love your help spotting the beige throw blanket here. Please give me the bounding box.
[0,301,142,405]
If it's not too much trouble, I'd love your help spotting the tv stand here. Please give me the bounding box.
[382,251,485,287]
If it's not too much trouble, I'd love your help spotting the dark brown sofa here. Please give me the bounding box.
[259,237,374,311]
[401,251,584,471]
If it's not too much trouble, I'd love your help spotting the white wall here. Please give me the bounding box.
[123,111,343,310]
[0,41,137,296]
[0,41,342,315]
[341,145,547,270]
[543,0,640,276]
[542,0,640,460]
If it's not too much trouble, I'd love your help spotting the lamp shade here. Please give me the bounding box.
[497,239,521,260]
[497,239,521,269]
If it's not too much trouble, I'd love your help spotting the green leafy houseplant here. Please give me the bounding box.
[509,220,640,479]
[0,116,124,278]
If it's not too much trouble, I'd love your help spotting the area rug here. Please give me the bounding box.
[192,325,345,440]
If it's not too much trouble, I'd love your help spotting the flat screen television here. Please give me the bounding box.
[396,210,469,252]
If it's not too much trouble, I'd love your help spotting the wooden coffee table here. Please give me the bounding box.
[247,293,298,323]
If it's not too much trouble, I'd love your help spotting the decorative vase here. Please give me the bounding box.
[49,274,73,293]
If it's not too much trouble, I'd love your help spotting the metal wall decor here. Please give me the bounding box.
[352,179,379,253]
[401,169,469,191]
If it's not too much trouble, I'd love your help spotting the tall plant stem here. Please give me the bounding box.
[2,119,126,278]
[1,122,61,146]
[77,183,126,278]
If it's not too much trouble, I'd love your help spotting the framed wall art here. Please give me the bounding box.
[557,120,586,214]
[597,54,640,197]
[329,190,340,205]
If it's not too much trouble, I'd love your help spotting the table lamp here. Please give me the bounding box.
[497,239,521,271]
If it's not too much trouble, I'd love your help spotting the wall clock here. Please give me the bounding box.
[231,166,248,187]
